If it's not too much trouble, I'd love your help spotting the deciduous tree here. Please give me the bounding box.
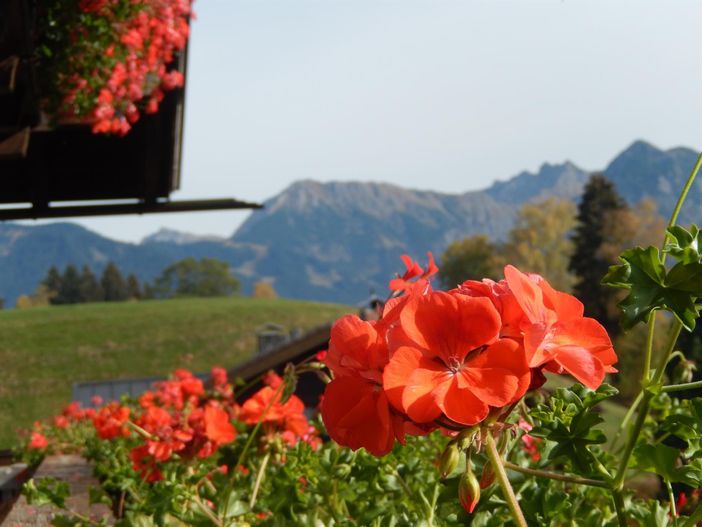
[438,235,503,289]
[502,198,577,292]
[154,258,240,298]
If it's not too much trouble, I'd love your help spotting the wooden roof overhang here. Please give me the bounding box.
[0,0,262,220]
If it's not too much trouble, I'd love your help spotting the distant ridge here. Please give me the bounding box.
[0,140,698,305]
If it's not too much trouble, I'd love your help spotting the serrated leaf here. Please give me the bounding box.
[633,444,702,486]
[665,225,702,264]
[603,246,702,330]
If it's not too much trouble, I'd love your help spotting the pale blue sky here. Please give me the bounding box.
[26,0,702,242]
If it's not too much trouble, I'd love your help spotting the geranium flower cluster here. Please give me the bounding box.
[25,366,320,484]
[321,254,617,457]
[38,0,192,135]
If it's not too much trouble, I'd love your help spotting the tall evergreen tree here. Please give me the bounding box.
[101,262,128,301]
[569,174,626,336]
[57,265,82,304]
[42,265,62,304]
[126,273,142,300]
[79,265,104,303]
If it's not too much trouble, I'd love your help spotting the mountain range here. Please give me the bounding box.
[0,140,698,306]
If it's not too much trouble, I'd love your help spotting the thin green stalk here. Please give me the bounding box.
[193,493,223,527]
[426,482,439,527]
[612,489,627,527]
[393,468,415,500]
[485,433,527,527]
[652,321,683,385]
[662,379,702,392]
[235,380,285,469]
[613,390,653,489]
[249,451,270,509]
[643,312,656,383]
[667,481,679,527]
[613,319,683,489]
[611,391,643,452]
[662,152,702,264]
[502,461,609,488]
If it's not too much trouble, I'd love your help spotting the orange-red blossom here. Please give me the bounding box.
[321,255,617,465]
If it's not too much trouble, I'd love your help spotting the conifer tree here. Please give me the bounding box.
[57,265,82,304]
[101,262,128,301]
[42,265,62,304]
[79,265,104,303]
[569,174,625,336]
[127,273,142,300]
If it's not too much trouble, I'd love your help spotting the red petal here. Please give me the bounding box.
[460,339,529,406]
[402,353,452,423]
[437,381,489,426]
[554,345,606,389]
[504,265,549,325]
[383,345,421,412]
[400,292,500,363]
[326,315,388,376]
[321,377,394,456]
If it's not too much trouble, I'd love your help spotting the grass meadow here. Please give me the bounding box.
[0,297,351,448]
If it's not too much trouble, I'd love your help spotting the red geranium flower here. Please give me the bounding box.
[383,292,530,426]
[28,432,48,450]
[504,265,617,389]
[203,404,236,445]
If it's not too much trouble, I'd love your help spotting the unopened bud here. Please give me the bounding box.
[479,462,496,489]
[334,464,351,478]
[673,358,697,385]
[439,443,460,478]
[456,426,478,451]
[458,468,481,514]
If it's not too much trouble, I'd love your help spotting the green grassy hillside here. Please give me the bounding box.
[0,297,351,448]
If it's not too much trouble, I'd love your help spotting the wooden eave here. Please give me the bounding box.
[0,0,262,218]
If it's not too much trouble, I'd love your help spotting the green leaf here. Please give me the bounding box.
[219,489,249,519]
[665,225,702,264]
[23,477,70,509]
[633,444,702,486]
[602,246,702,330]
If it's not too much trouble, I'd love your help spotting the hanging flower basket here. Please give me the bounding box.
[35,0,193,136]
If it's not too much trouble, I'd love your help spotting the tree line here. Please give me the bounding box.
[18,262,146,308]
[18,257,245,308]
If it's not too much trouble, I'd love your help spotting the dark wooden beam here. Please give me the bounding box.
[0,198,263,220]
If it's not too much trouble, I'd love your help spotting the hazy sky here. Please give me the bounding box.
[22,0,702,242]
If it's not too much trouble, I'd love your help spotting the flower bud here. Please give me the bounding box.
[458,468,481,513]
[456,426,478,451]
[439,443,460,478]
[334,464,352,478]
[673,358,697,385]
[479,462,496,489]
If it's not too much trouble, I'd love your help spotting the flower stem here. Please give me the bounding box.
[662,379,702,392]
[662,152,702,264]
[235,380,285,469]
[611,391,643,452]
[612,489,627,527]
[613,319,682,490]
[485,433,527,527]
[249,451,270,510]
[502,461,609,488]
[667,480,679,527]
[643,311,656,383]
